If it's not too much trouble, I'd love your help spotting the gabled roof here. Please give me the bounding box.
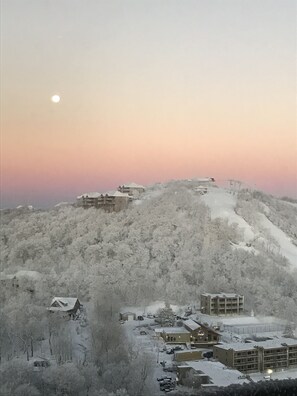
[49,297,80,312]
[183,319,201,331]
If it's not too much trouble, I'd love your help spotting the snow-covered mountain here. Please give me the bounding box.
[1,180,297,320]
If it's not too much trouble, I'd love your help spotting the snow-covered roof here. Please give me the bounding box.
[215,337,297,352]
[77,192,102,199]
[183,319,201,331]
[175,348,209,355]
[49,297,80,312]
[180,360,248,387]
[106,190,130,198]
[121,182,145,189]
[77,191,130,199]
[155,327,190,334]
[201,293,243,298]
[194,177,215,183]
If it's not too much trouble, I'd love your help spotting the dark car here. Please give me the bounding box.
[166,349,174,354]
[137,315,144,321]
[173,346,183,351]
[203,351,213,359]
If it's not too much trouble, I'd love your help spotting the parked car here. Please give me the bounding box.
[203,351,213,359]
[139,330,147,335]
[137,315,144,321]
[157,376,172,382]
[163,366,175,372]
[166,349,174,354]
[173,345,183,351]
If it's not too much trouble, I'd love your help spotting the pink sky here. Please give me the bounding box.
[1,0,296,208]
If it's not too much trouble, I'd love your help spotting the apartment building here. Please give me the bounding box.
[200,293,244,315]
[118,182,145,198]
[213,338,297,373]
[77,191,130,212]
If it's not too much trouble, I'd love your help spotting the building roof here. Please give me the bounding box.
[183,319,201,331]
[49,297,80,312]
[121,182,145,189]
[78,190,130,199]
[214,337,297,352]
[180,361,248,387]
[106,190,130,198]
[201,293,243,298]
[155,327,190,334]
[175,349,209,355]
[194,177,215,183]
[77,192,102,199]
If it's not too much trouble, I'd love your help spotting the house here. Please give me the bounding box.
[48,297,81,318]
[118,183,145,198]
[119,312,136,321]
[155,327,191,344]
[183,319,221,346]
[200,293,244,315]
[77,191,130,212]
[213,338,297,373]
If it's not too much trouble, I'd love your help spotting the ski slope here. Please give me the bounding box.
[201,187,297,268]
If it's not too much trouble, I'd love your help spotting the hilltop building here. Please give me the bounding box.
[201,293,244,316]
[77,191,130,212]
[118,182,145,198]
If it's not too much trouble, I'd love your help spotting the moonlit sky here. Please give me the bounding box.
[1,0,296,208]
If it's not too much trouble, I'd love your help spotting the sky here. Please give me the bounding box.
[1,0,296,208]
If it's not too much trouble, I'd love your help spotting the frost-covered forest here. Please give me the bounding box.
[1,180,297,395]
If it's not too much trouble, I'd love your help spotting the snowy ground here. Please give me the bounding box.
[201,187,255,242]
[259,213,297,267]
[122,318,176,395]
[200,186,297,268]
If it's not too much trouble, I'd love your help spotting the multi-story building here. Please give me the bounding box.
[77,191,130,212]
[213,338,297,373]
[200,293,244,315]
[118,182,145,198]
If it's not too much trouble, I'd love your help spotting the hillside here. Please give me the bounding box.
[1,180,297,320]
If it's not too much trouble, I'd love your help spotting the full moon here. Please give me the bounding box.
[51,95,61,103]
